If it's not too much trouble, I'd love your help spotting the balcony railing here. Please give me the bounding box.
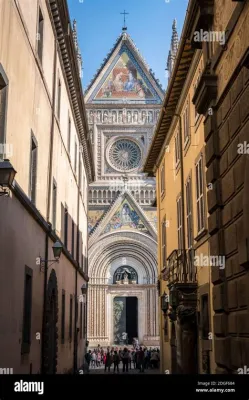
[162,249,197,285]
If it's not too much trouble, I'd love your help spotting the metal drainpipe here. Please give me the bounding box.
[174,114,186,281]
[41,37,57,374]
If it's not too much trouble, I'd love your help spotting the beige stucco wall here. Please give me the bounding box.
[0,0,90,373]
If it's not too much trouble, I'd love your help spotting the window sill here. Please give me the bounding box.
[194,228,208,243]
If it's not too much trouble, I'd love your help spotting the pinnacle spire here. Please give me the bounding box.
[166,18,179,82]
[72,19,83,78]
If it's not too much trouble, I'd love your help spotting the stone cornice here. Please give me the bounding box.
[47,0,94,182]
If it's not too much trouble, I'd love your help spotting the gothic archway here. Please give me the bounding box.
[43,269,58,374]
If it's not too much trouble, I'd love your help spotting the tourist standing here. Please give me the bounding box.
[122,347,129,373]
[113,350,120,373]
[105,350,112,372]
[137,346,145,372]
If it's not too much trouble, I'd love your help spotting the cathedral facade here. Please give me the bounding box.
[85,31,164,347]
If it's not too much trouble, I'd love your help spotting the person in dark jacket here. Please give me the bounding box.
[122,347,129,373]
[137,347,145,372]
[113,351,120,373]
[84,350,91,373]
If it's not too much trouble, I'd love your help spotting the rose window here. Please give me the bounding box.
[108,139,141,171]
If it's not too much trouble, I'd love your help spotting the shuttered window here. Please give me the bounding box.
[29,135,37,204]
[74,141,77,173]
[72,220,75,258]
[37,8,44,63]
[69,295,73,342]
[161,217,167,269]
[0,67,7,158]
[57,79,61,120]
[64,205,68,249]
[67,115,71,154]
[175,129,180,166]
[196,154,205,233]
[177,195,183,250]
[186,176,193,249]
[52,179,57,229]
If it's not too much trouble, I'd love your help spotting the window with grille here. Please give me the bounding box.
[37,8,44,63]
[29,134,38,204]
[161,217,167,269]
[177,195,183,250]
[186,176,193,249]
[196,154,205,233]
[175,129,180,167]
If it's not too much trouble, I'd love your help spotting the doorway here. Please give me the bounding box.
[113,297,138,345]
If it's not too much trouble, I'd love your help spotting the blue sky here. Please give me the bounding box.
[67,0,188,91]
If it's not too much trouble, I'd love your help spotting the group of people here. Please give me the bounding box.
[84,345,160,373]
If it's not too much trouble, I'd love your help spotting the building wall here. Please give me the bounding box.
[198,0,249,374]
[0,0,92,373]
[156,52,216,374]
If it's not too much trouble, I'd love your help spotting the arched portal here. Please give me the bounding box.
[88,230,159,347]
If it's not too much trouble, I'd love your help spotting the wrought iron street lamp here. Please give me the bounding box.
[0,159,16,196]
[81,282,88,295]
[37,240,63,271]
[161,291,169,314]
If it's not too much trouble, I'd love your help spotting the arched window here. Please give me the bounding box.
[113,266,138,284]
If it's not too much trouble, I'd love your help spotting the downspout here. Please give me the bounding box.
[41,38,57,373]
[174,114,186,280]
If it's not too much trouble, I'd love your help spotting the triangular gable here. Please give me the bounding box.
[89,190,157,245]
[85,33,164,105]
